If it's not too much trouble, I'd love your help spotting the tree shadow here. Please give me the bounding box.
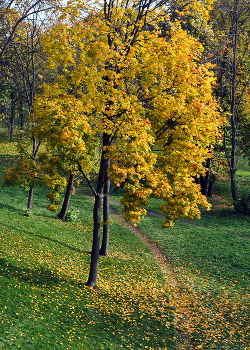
[28,231,91,254]
[0,221,91,255]
[0,256,178,349]
[72,289,177,350]
[0,202,24,214]
[0,257,63,286]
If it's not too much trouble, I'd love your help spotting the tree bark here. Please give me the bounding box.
[207,176,215,198]
[58,173,74,222]
[200,158,212,197]
[20,100,24,138]
[99,175,110,256]
[86,133,111,287]
[86,192,102,287]
[229,0,239,209]
[9,91,15,142]
[27,186,34,212]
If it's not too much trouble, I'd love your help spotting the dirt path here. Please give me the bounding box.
[110,207,196,350]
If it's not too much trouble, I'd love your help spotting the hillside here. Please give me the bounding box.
[0,136,250,349]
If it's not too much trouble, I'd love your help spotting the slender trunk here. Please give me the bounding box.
[58,173,74,222]
[230,164,238,206]
[86,133,111,287]
[207,176,215,198]
[86,193,102,287]
[99,175,110,256]
[20,100,24,138]
[200,158,212,197]
[228,0,239,209]
[9,92,15,142]
[27,186,34,212]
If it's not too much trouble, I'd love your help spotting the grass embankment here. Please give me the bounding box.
[1,134,250,349]
[139,179,250,350]
[0,140,176,349]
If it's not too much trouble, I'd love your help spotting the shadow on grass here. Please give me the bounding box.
[0,202,25,214]
[0,219,90,255]
[0,257,64,286]
[28,232,91,255]
[75,306,177,350]
[0,257,93,288]
[0,254,178,349]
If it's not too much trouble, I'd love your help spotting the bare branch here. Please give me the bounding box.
[0,0,56,59]
[77,162,97,196]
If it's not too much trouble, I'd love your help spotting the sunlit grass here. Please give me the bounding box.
[0,198,176,349]
[1,127,250,349]
[0,136,176,349]
[140,183,250,349]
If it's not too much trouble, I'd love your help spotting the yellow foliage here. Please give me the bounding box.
[2,158,42,188]
[47,204,58,212]
[32,3,222,226]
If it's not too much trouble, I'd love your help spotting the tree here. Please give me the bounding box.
[32,1,221,286]
[40,148,87,219]
[0,0,57,61]
[1,137,74,214]
[57,173,74,221]
[0,5,63,210]
[209,0,250,209]
[2,139,43,211]
[169,0,215,44]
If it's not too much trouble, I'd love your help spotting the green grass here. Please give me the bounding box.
[1,130,250,349]
[139,181,250,349]
[0,140,176,349]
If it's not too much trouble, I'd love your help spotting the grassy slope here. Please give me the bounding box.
[139,178,250,350]
[0,138,176,349]
[1,131,250,350]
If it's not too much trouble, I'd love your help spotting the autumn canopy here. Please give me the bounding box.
[31,0,222,285]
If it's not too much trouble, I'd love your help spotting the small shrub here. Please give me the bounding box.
[24,209,32,217]
[47,204,58,212]
[46,191,60,204]
[65,207,79,222]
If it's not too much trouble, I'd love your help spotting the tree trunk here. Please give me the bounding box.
[86,193,102,287]
[99,176,110,256]
[207,176,215,198]
[58,173,74,222]
[86,133,111,287]
[9,92,15,142]
[27,186,34,212]
[230,0,239,209]
[200,158,212,197]
[20,100,24,138]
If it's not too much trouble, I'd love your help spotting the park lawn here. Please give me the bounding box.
[0,139,176,349]
[1,133,250,349]
[140,178,250,350]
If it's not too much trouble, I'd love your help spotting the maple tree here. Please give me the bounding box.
[1,135,81,215]
[32,0,221,286]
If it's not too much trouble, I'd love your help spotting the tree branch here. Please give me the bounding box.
[77,162,97,196]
